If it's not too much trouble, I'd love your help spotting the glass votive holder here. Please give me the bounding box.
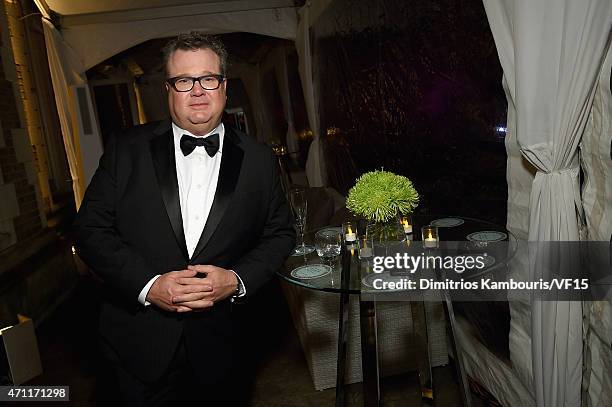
[421,225,439,249]
[405,233,413,246]
[342,221,357,244]
[357,235,374,260]
[399,214,413,234]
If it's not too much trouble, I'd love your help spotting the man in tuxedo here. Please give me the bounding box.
[73,32,295,405]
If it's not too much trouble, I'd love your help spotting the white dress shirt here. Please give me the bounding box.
[175,122,223,256]
[138,122,245,305]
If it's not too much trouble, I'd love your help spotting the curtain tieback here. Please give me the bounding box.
[534,165,584,235]
[538,166,579,177]
[543,166,580,175]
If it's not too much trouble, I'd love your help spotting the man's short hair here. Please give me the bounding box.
[162,32,228,77]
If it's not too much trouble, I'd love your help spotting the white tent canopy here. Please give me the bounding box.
[56,1,298,71]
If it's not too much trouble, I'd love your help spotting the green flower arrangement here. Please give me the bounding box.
[346,170,419,222]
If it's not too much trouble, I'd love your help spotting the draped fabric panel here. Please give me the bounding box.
[297,4,326,187]
[42,18,86,208]
[483,1,612,406]
[580,41,612,407]
[257,46,300,151]
[274,47,299,155]
[581,43,612,242]
[503,76,536,240]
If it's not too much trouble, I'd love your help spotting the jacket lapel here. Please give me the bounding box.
[191,125,244,260]
[149,121,189,260]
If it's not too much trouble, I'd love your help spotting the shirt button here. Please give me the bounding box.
[195,215,200,220]
[197,184,202,189]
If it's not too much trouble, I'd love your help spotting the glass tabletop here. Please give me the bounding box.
[277,215,518,294]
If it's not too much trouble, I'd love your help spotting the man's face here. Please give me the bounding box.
[165,48,226,135]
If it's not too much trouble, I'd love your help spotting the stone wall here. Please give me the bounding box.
[0,0,77,327]
[0,0,47,250]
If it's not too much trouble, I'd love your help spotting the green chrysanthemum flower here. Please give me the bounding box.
[346,170,419,222]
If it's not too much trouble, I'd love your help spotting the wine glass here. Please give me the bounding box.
[315,229,342,266]
[289,187,315,256]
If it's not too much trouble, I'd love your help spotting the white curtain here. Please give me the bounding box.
[581,42,612,242]
[296,4,326,187]
[274,47,299,156]
[42,18,86,208]
[483,1,612,406]
[580,42,612,407]
[503,76,536,240]
[256,46,300,151]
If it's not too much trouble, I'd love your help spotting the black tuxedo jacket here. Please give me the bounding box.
[73,120,295,383]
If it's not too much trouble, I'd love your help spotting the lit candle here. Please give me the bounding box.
[358,237,373,259]
[345,225,356,242]
[402,219,413,234]
[424,232,437,248]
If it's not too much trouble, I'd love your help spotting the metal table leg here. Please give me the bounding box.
[335,290,350,407]
[440,289,473,407]
[335,246,353,406]
[410,300,434,406]
[359,297,380,407]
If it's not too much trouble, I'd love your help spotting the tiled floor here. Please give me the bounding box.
[22,276,487,406]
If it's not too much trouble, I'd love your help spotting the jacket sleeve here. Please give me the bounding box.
[73,134,158,303]
[230,150,296,296]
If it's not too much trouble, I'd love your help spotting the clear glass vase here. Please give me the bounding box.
[365,218,406,257]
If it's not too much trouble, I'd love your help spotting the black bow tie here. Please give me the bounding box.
[180,133,220,157]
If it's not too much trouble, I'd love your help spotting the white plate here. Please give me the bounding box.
[290,264,332,279]
[466,231,507,242]
[317,226,342,234]
[431,217,464,227]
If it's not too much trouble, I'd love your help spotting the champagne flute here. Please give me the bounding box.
[289,188,315,256]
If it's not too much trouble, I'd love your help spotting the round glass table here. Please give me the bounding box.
[277,215,517,407]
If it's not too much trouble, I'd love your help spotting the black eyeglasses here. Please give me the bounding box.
[166,74,226,92]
